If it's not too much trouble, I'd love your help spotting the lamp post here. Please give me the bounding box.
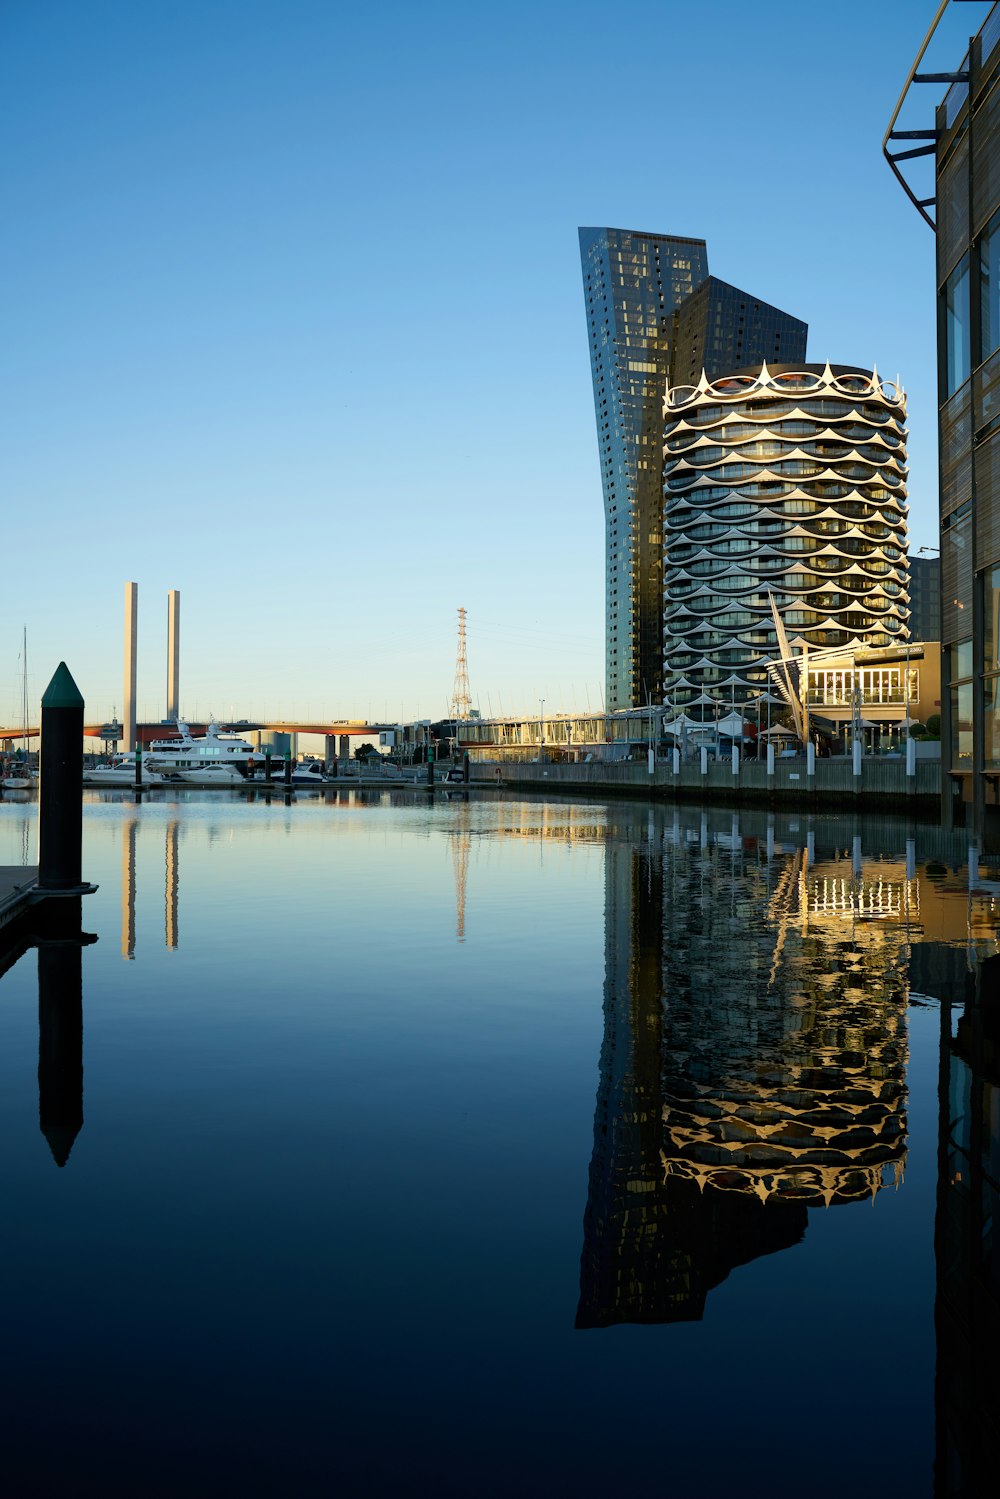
[539,699,545,759]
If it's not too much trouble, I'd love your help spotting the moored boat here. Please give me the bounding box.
[84,756,167,787]
[144,722,258,778]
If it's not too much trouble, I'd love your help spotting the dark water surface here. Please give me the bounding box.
[0,791,997,1496]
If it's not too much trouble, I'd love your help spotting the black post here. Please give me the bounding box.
[38,662,84,892]
[37,896,85,1167]
[284,748,292,787]
[134,740,142,790]
[463,751,470,784]
[264,747,272,783]
[427,743,435,787]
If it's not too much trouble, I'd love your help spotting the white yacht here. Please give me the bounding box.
[144,722,258,780]
[287,759,328,785]
[84,756,167,787]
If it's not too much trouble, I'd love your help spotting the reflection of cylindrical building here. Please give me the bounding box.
[660,849,909,1208]
[577,819,910,1327]
[662,363,909,711]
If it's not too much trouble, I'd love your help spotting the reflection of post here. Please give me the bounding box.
[37,897,84,1168]
[122,818,137,960]
[166,819,179,950]
[933,953,1000,1486]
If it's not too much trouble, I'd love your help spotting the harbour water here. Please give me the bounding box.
[0,790,995,1496]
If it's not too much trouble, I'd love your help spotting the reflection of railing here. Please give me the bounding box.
[808,876,919,919]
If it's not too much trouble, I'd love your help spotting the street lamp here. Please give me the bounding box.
[539,699,545,756]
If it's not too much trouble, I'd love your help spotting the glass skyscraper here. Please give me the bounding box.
[580,228,806,711]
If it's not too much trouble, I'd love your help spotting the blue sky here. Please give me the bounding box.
[0,0,977,728]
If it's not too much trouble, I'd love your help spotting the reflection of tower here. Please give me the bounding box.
[934,955,1000,1492]
[450,607,471,720]
[166,819,179,950]
[660,846,909,1209]
[577,831,807,1327]
[37,897,84,1168]
[451,814,470,943]
[121,817,137,960]
[578,818,911,1328]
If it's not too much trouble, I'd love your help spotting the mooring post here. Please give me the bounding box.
[427,744,435,787]
[283,748,292,787]
[134,740,142,790]
[463,751,470,784]
[264,747,272,783]
[38,662,84,892]
[806,741,816,806]
[906,734,916,796]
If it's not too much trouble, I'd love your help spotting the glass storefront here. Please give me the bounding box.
[950,681,974,768]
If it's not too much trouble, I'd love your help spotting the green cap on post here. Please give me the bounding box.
[41,662,84,710]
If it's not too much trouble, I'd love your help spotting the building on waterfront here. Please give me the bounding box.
[579,227,806,713]
[799,639,940,742]
[662,363,910,712]
[909,553,941,643]
[885,4,1000,834]
[455,642,939,762]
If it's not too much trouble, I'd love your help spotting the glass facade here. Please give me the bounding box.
[580,228,708,712]
[909,554,941,640]
[931,16,1000,808]
[580,229,806,711]
[945,253,972,397]
[670,277,808,392]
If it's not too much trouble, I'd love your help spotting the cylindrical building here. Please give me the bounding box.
[661,362,909,710]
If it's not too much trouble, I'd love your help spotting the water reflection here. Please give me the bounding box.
[579,817,911,1326]
[934,957,1000,1493]
[3,794,1000,1489]
[37,898,87,1166]
[121,816,136,959]
[166,818,179,949]
[119,816,181,958]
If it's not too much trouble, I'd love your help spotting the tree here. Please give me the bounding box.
[354,742,377,761]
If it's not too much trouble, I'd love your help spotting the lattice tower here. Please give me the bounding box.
[450,606,472,718]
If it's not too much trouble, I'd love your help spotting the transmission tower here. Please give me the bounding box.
[450,606,472,719]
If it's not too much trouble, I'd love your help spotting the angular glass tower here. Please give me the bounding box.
[580,228,708,711]
[580,228,807,710]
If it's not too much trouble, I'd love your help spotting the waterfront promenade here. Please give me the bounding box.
[492,754,942,813]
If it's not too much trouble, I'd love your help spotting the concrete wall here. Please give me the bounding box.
[488,755,941,810]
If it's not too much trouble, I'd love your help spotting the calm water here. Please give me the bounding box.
[0,789,996,1496]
